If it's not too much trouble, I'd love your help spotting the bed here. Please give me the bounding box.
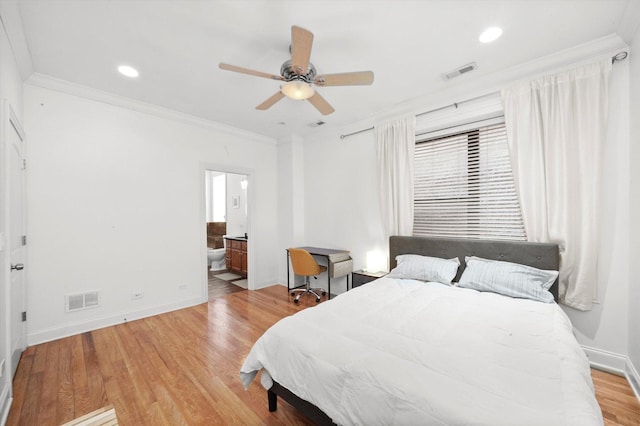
[240,236,603,425]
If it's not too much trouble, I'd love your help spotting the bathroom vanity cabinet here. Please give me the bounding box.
[225,237,247,278]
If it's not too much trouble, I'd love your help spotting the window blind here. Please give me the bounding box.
[413,121,526,241]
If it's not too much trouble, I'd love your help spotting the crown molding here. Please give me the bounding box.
[395,34,628,120]
[337,33,629,141]
[25,73,277,146]
[0,1,34,80]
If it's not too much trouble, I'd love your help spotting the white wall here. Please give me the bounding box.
[629,26,640,382]
[285,38,634,371]
[204,170,225,223]
[297,129,386,293]
[225,172,248,237]
[276,136,304,248]
[23,83,279,345]
[276,135,307,286]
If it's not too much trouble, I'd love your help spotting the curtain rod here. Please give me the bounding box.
[339,92,497,139]
[340,51,629,140]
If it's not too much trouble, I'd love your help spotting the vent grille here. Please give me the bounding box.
[442,62,477,80]
[65,291,100,312]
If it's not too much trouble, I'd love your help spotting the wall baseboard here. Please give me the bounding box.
[583,345,628,373]
[626,358,640,400]
[23,297,640,402]
[27,296,206,346]
[583,345,640,401]
[0,383,11,426]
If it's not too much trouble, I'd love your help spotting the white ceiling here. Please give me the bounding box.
[12,0,638,140]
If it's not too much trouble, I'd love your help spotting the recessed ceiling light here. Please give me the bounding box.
[118,65,139,78]
[479,27,503,43]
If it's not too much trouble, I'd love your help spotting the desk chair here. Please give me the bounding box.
[288,248,327,304]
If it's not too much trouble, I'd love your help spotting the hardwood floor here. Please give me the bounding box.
[592,369,640,425]
[7,286,640,425]
[207,269,245,300]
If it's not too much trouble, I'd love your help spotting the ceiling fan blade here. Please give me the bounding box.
[256,92,285,110]
[307,91,335,116]
[290,25,313,75]
[314,71,374,86]
[219,63,283,81]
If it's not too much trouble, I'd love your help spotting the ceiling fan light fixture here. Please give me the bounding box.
[281,81,314,100]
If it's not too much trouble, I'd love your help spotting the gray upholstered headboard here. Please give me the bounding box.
[389,236,560,301]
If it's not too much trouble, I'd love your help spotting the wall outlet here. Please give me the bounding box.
[131,291,144,300]
[178,283,188,290]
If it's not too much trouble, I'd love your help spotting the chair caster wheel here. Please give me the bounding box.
[294,299,299,304]
[316,298,321,303]
[290,292,295,296]
[322,291,327,296]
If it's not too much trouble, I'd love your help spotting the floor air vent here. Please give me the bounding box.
[65,291,100,312]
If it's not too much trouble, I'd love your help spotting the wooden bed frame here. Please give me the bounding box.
[266,235,560,423]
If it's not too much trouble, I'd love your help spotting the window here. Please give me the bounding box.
[413,120,526,241]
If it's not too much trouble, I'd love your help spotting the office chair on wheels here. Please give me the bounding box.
[288,248,327,303]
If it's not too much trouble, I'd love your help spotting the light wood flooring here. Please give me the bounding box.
[7,286,640,425]
[207,269,246,300]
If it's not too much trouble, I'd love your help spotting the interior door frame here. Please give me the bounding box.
[0,101,10,424]
[2,101,26,379]
[200,163,255,297]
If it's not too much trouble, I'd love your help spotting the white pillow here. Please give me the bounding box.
[457,256,558,303]
[386,254,460,285]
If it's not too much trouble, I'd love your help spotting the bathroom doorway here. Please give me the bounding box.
[205,170,249,299]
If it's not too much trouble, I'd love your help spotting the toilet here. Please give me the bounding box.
[207,238,227,271]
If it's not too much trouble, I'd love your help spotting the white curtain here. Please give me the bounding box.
[502,60,611,310]
[375,116,416,237]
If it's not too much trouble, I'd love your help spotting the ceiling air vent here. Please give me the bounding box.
[442,62,477,80]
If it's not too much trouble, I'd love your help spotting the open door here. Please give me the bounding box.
[5,103,26,377]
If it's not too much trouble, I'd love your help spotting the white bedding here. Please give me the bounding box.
[240,278,603,425]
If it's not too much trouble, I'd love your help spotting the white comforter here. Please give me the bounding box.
[241,278,603,425]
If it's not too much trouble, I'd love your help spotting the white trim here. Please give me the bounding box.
[25,73,276,146]
[582,345,640,401]
[582,345,628,373]
[200,163,256,295]
[253,277,279,290]
[26,296,205,346]
[335,34,627,143]
[0,2,35,80]
[0,384,11,426]
[3,101,27,381]
[626,358,640,400]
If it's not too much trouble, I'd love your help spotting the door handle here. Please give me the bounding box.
[11,263,24,271]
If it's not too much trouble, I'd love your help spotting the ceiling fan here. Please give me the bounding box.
[219,25,374,116]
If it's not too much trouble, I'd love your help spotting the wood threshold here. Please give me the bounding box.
[7,285,640,425]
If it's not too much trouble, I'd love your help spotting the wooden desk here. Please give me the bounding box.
[286,247,352,299]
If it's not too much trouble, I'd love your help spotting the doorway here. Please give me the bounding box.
[0,103,26,416]
[205,170,249,299]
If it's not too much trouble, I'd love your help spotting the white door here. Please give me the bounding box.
[7,106,26,377]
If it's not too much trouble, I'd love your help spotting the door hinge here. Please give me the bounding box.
[22,159,26,170]
[21,311,27,322]
[22,235,27,246]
